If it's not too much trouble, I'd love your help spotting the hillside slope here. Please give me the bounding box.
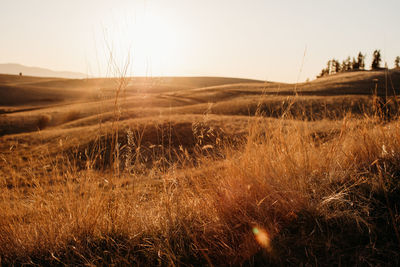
[0,70,399,136]
[0,63,87,79]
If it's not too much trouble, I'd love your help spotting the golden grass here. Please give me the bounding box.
[1,113,400,265]
[1,70,400,265]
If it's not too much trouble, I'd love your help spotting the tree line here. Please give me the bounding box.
[318,50,400,78]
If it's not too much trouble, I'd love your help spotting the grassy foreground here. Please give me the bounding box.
[1,71,400,265]
[1,113,400,266]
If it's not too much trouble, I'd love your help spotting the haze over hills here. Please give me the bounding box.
[0,63,88,79]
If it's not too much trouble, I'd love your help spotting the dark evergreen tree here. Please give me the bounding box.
[317,59,333,77]
[371,50,382,70]
[351,57,359,70]
[333,59,341,73]
[327,60,332,74]
[347,57,353,70]
[395,56,400,68]
[341,60,346,72]
[318,66,328,78]
[341,57,351,72]
[357,52,365,70]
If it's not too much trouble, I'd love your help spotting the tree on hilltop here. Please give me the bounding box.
[341,57,352,72]
[318,59,341,77]
[371,50,382,70]
[332,59,341,73]
[395,56,400,68]
[316,52,366,78]
[352,52,365,70]
[357,52,365,70]
[351,57,358,70]
[318,68,329,78]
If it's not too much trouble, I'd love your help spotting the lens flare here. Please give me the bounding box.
[252,227,271,251]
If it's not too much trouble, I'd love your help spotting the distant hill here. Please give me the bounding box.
[0,63,87,79]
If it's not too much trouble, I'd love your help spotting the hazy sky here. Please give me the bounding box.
[1,0,399,82]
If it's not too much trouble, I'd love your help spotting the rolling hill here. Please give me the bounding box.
[0,69,399,136]
[1,69,400,266]
[0,63,88,79]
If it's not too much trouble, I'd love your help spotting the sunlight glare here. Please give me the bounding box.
[252,227,271,251]
[128,6,181,76]
[95,2,182,77]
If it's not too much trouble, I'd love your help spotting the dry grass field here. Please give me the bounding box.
[1,69,400,265]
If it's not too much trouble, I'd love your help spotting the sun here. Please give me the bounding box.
[124,6,182,76]
[94,3,183,77]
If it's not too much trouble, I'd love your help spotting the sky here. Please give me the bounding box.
[1,0,399,82]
